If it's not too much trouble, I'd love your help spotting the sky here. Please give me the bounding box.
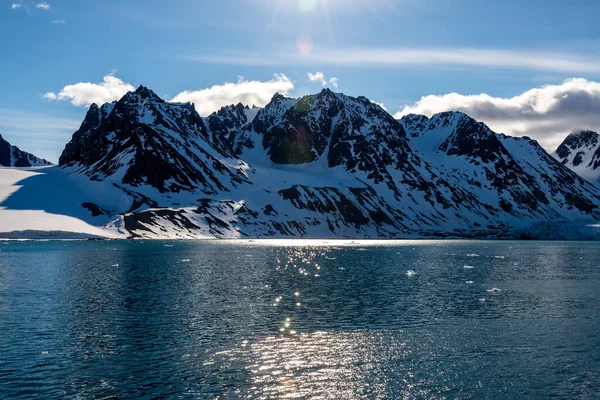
[2,0,600,163]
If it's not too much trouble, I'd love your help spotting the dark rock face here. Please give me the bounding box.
[59,86,249,194]
[0,133,52,167]
[555,130,600,184]
[205,103,257,155]
[556,131,599,160]
[58,102,115,167]
[251,89,414,170]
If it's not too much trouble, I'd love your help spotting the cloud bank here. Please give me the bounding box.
[36,2,50,10]
[395,78,600,151]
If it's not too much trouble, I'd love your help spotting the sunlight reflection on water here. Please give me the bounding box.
[1,240,599,398]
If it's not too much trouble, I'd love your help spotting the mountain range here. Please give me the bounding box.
[1,86,599,239]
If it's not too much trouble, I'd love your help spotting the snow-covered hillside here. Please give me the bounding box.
[554,130,600,185]
[400,111,599,221]
[0,133,52,167]
[1,87,599,240]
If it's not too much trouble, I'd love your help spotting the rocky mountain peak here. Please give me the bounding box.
[115,85,164,107]
[59,86,249,195]
[270,92,288,103]
[556,130,599,160]
[133,85,164,102]
[401,110,503,163]
[554,130,600,183]
[399,114,430,137]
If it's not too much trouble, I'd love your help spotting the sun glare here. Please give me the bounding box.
[298,0,319,12]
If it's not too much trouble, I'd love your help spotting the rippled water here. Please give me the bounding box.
[1,240,599,398]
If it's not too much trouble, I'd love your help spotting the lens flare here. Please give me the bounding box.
[296,36,314,55]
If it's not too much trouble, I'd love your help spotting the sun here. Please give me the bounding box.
[298,0,319,12]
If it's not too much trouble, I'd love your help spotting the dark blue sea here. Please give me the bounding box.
[1,240,599,399]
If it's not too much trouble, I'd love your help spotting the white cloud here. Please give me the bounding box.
[10,3,21,9]
[190,47,600,74]
[51,19,65,24]
[308,72,327,86]
[43,74,135,107]
[307,72,339,89]
[171,74,294,116]
[395,78,600,151]
[42,92,57,100]
[36,2,50,10]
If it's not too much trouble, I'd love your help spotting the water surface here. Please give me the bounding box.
[1,240,599,398]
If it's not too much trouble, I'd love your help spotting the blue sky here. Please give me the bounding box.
[2,0,600,162]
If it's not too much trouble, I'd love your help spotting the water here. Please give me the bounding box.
[1,240,599,399]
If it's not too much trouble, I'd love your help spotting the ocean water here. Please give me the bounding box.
[0,240,599,399]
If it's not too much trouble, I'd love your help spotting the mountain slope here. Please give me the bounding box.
[0,133,52,167]
[554,130,600,185]
[400,111,600,221]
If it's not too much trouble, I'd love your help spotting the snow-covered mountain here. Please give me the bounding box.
[1,86,599,240]
[204,102,261,154]
[554,130,600,185]
[0,133,52,167]
[400,112,599,219]
[59,86,250,197]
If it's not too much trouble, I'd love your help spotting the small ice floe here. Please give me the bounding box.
[406,270,416,277]
[164,244,174,248]
[494,256,505,259]
[41,351,49,355]
[180,259,191,263]
[479,298,486,302]
[464,265,474,269]
[466,281,474,284]
[466,254,480,257]
[486,288,502,293]
[326,257,336,260]
[111,263,119,267]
